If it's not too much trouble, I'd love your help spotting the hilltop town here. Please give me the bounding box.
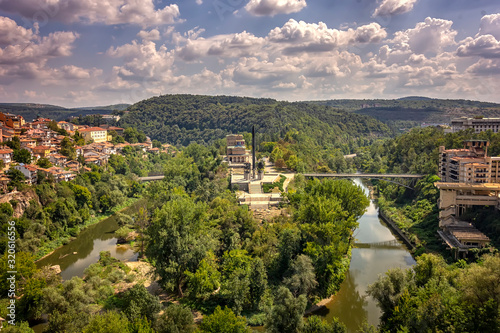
[0,112,171,192]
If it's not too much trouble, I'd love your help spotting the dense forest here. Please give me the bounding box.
[118,94,390,148]
[0,103,128,122]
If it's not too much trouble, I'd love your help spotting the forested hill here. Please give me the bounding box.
[118,94,390,147]
[309,98,500,125]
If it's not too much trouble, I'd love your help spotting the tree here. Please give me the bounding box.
[185,251,221,300]
[5,136,21,150]
[71,184,92,209]
[303,316,347,333]
[155,304,195,333]
[146,195,216,296]
[6,168,25,189]
[36,157,52,168]
[60,137,76,160]
[0,321,35,332]
[122,284,161,322]
[13,149,32,164]
[82,311,131,333]
[265,286,307,333]
[284,254,318,297]
[199,306,250,333]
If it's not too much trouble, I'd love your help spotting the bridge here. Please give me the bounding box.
[354,239,403,250]
[303,173,424,190]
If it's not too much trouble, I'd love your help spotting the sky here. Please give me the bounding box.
[0,0,500,107]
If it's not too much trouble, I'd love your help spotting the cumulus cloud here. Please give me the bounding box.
[390,17,456,54]
[373,0,418,17]
[245,0,306,17]
[268,19,386,54]
[457,34,500,58]
[0,0,181,27]
[0,16,100,85]
[137,29,161,41]
[106,39,175,85]
[0,16,36,47]
[466,59,500,75]
[478,13,500,40]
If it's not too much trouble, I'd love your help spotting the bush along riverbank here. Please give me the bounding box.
[370,175,447,257]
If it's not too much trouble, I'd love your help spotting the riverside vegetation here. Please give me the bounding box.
[1,95,499,332]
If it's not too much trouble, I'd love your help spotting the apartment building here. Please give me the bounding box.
[0,113,25,129]
[439,140,500,184]
[79,127,109,143]
[450,117,500,133]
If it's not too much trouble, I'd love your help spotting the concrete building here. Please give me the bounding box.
[439,140,500,184]
[451,117,500,133]
[226,134,250,163]
[14,164,38,184]
[79,127,109,143]
[435,140,500,254]
[0,112,25,129]
[0,148,13,165]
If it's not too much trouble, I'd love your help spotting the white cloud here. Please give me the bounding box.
[0,0,181,27]
[390,17,456,54]
[373,0,418,17]
[466,59,500,75]
[0,16,36,47]
[457,34,500,58]
[478,13,500,40]
[196,0,203,4]
[245,0,306,17]
[137,29,161,41]
[268,19,386,54]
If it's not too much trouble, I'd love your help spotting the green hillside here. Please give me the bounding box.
[309,98,500,126]
[0,103,129,122]
[118,94,390,148]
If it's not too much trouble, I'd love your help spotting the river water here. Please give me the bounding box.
[320,179,416,332]
[33,181,414,332]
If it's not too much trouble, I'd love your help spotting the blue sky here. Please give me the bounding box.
[0,0,499,107]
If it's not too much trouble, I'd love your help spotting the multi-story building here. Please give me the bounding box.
[0,148,13,165]
[226,134,250,163]
[436,140,498,254]
[439,140,500,184]
[79,127,109,143]
[450,117,500,133]
[0,112,25,129]
[14,163,38,184]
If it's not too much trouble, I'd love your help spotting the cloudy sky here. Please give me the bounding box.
[0,0,500,107]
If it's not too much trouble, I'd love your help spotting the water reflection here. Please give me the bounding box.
[36,202,142,280]
[322,180,416,332]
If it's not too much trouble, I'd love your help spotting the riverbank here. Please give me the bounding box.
[35,197,141,261]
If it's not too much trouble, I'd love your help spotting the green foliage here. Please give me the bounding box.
[284,254,318,297]
[185,251,221,301]
[265,286,307,333]
[13,149,32,164]
[121,284,161,322]
[368,253,500,333]
[0,252,36,297]
[36,157,52,168]
[303,316,347,333]
[262,175,286,193]
[146,194,216,296]
[82,311,131,333]
[0,321,35,332]
[155,304,195,333]
[199,306,250,333]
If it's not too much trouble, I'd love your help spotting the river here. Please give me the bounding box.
[33,181,414,332]
[319,179,416,332]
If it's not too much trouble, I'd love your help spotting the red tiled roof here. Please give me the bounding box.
[79,127,106,132]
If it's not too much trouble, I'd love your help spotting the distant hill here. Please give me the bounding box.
[308,98,500,125]
[0,103,130,122]
[118,94,391,148]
